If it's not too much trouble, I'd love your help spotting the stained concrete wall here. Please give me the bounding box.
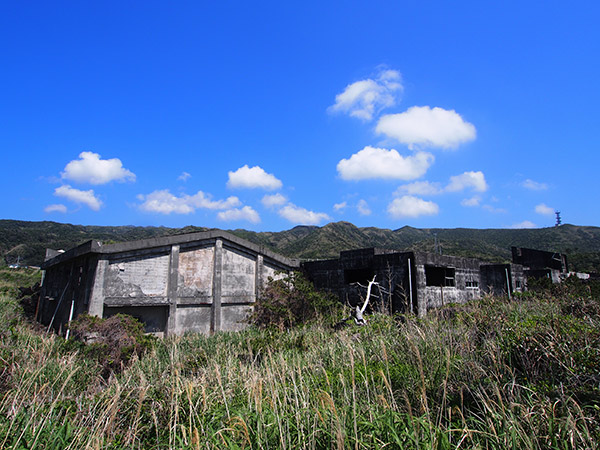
[480,264,525,297]
[412,252,481,316]
[40,231,299,336]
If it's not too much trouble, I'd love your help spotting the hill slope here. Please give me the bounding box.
[1,219,599,272]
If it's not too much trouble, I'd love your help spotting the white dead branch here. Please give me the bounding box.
[335,275,390,328]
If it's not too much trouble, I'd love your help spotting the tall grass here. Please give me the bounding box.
[1,279,599,448]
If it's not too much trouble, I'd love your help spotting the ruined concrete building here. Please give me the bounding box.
[39,229,569,333]
[40,231,299,336]
[301,246,567,317]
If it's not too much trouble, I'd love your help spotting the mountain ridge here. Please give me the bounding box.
[1,219,599,272]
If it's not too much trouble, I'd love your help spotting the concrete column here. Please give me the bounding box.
[211,239,223,334]
[88,259,108,317]
[166,245,180,336]
[255,254,264,298]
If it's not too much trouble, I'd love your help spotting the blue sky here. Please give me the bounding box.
[1,1,598,231]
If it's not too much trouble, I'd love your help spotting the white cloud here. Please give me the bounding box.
[54,185,102,211]
[44,204,67,213]
[261,193,287,208]
[138,190,241,215]
[535,203,555,215]
[227,165,283,190]
[217,206,260,224]
[278,204,331,225]
[396,181,443,196]
[178,172,191,181]
[482,204,507,214]
[376,106,476,149]
[329,68,403,121]
[510,220,537,229]
[446,171,488,193]
[522,179,548,191]
[333,201,347,212]
[461,195,481,207]
[337,146,434,181]
[357,199,371,216]
[387,196,439,218]
[61,151,136,185]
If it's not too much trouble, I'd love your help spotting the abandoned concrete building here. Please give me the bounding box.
[39,230,570,334]
[511,246,568,282]
[301,248,524,317]
[39,231,299,336]
[301,246,569,317]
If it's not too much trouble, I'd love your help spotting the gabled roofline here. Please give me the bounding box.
[42,230,300,269]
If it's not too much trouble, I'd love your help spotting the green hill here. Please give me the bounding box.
[1,219,600,272]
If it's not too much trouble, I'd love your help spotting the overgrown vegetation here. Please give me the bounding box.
[251,272,342,329]
[1,270,599,449]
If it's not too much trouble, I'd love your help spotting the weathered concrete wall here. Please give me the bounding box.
[177,246,214,299]
[175,305,212,335]
[222,246,256,302]
[480,264,525,296]
[104,250,170,299]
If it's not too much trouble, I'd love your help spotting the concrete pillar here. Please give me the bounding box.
[211,239,223,334]
[166,245,180,336]
[255,254,264,298]
[88,259,108,317]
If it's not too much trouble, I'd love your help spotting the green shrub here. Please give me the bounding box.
[69,313,155,378]
[251,271,341,329]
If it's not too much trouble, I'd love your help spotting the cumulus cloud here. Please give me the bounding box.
[329,68,403,121]
[387,196,439,218]
[61,151,136,185]
[522,179,548,191]
[510,220,537,229]
[44,204,67,213]
[461,196,481,207]
[261,193,287,208]
[535,203,555,215]
[446,171,488,193]
[227,165,282,190]
[333,201,347,212]
[395,181,443,196]
[54,185,102,211]
[217,206,260,224]
[138,190,241,214]
[178,172,191,181]
[278,204,331,225]
[357,199,372,216]
[376,106,476,149]
[337,146,433,181]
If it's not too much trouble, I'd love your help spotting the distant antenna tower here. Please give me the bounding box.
[555,210,562,227]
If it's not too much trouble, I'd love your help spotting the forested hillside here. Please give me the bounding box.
[2,219,600,272]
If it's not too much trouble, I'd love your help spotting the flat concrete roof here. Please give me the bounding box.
[42,230,301,269]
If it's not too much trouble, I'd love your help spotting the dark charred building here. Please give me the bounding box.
[302,248,524,317]
[511,247,568,283]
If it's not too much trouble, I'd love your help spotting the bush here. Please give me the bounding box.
[69,313,155,378]
[251,271,341,329]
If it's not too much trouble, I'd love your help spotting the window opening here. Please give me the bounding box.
[425,266,455,287]
[344,268,374,284]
